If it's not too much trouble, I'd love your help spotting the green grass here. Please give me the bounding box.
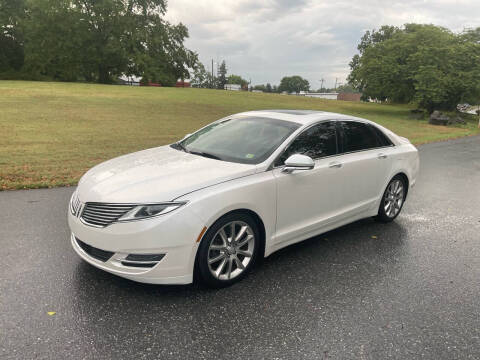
[1,80,478,190]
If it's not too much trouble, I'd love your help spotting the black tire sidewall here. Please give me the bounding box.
[196,212,260,288]
[377,175,407,222]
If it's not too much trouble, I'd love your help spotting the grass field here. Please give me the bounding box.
[1,80,478,190]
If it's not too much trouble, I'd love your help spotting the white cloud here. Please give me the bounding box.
[166,0,480,88]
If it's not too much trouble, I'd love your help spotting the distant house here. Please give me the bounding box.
[337,93,362,101]
[176,80,191,88]
[224,84,241,91]
[298,92,362,101]
[141,82,161,87]
[303,92,339,100]
[118,75,140,86]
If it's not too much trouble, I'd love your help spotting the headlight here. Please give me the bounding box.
[118,202,187,222]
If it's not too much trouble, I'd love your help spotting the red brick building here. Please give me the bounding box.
[175,80,191,88]
[337,93,362,101]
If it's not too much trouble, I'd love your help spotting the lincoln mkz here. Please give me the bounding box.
[68,110,419,287]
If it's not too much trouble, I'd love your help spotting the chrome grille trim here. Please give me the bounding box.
[80,203,136,227]
[70,192,82,216]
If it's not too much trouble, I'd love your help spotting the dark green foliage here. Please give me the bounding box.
[335,84,360,93]
[0,0,25,73]
[0,0,197,84]
[216,60,227,89]
[278,75,309,93]
[348,24,480,112]
[253,84,266,91]
[227,74,248,88]
[191,62,210,88]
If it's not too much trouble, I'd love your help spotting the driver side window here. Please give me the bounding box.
[275,121,338,166]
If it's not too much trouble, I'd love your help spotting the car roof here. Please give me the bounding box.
[232,109,363,126]
[230,109,401,146]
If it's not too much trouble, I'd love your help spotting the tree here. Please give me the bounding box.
[347,24,480,112]
[191,62,209,88]
[278,75,309,93]
[0,0,26,74]
[253,84,266,91]
[265,83,272,92]
[227,74,248,88]
[0,0,198,84]
[216,60,227,89]
[336,84,360,93]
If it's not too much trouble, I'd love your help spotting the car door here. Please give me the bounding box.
[272,121,344,245]
[335,120,393,216]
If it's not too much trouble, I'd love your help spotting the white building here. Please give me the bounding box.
[302,92,339,100]
[224,84,242,91]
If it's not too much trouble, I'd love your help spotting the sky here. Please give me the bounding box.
[166,0,480,89]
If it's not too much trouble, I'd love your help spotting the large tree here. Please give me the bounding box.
[191,62,210,88]
[0,0,26,74]
[227,74,248,88]
[0,0,197,84]
[348,24,480,112]
[216,60,227,89]
[278,75,309,94]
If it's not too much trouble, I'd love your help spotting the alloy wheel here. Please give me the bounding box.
[384,179,404,218]
[207,221,255,281]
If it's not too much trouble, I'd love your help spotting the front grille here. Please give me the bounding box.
[80,203,136,227]
[76,238,114,262]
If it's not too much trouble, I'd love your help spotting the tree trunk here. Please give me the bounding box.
[98,66,110,84]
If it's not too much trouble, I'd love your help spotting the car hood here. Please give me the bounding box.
[77,145,257,203]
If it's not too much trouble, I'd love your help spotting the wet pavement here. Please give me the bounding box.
[1,136,479,359]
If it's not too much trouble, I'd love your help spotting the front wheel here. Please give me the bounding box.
[196,213,260,288]
[376,176,407,223]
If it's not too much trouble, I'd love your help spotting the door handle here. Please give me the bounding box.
[377,153,388,159]
[329,161,342,168]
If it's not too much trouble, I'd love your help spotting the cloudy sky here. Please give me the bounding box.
[166,0,480,89]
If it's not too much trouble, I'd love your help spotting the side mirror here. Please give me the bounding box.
[282,154,314,173]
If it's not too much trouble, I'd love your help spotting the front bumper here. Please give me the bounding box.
[68,206,205,284]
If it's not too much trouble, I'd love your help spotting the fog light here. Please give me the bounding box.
[121,253,165,268]
[125,254,165,262]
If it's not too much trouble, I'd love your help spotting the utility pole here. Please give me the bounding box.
[319,78,325,92]
[211,59,214,89]
[334,78,338,92]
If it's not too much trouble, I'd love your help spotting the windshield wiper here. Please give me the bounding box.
[188,150,222,160]
[171,143,221,160]
[171,142,189,153]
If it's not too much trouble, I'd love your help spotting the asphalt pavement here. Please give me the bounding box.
[1,136,479,359]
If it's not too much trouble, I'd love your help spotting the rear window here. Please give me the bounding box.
[368,125,393,147]
[338,121,380,153]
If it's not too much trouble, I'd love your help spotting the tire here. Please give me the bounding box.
[376,175,407,223]
[196,212,260,288]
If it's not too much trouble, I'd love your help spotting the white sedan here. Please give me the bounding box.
[68,110,419,287]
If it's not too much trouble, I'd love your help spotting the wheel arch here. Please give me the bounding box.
[198,208,266,256]
[192,208,267,284]
[392,172,410,198]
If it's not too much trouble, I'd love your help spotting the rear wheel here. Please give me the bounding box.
[376,175,407,222]
[196,213,260,288]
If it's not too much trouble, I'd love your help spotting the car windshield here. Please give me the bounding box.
[172,117,300,164]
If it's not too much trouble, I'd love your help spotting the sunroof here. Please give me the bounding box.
[264,110,322,115]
